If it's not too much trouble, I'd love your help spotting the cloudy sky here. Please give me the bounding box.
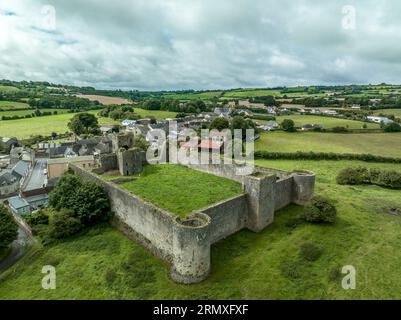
[0,0,401,90]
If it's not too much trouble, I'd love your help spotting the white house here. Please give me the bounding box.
[367,116,394,125]
[121,119,137,127]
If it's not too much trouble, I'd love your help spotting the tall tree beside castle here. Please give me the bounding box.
[0,205,18,249]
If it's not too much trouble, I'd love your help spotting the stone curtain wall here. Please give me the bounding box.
[201,194,248,244]
[69,164,252,283]
[274,177,294,211]
[69,163,315,284]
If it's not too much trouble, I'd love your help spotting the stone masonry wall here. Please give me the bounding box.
[274,177,294,211]
[69,162,315,284]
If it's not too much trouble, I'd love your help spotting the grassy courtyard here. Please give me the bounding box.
[255,132,401,158]
[103,164,242,217]
[1,159,401,299]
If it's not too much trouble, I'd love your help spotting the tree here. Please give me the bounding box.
[49,174,83,211]
[48,209,82,239]
[230,115,256,139]
[0,205,18,248]
[303,196,337,224]
[68,113,99,135]
[281,119,296,132]
[210,117,230,131]
[49,173,110,226]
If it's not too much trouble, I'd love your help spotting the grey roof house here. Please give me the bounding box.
[0,171,19,198]
[8,196,30,215]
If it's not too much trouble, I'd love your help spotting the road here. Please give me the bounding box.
[0,226,34,273]
[23,159,47,191]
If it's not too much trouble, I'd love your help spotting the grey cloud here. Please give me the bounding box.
[0,0,401,90]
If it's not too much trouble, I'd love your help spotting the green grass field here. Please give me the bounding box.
[0,107,175,139]
[2,159,401,299]
[374,109,401,117]
[133,108,177,119]
[0,101,29,109]
[255,132,401,158]
[103,164,242,217]
[0,112,118,139]
[0,108,70,118]
[162,91,222,100]
[274,115,379,129]
[222,89,326,99]
[0,86,19,92]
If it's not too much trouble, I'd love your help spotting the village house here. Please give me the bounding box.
[8,196,31,215]
[180,139,200,152]
[99,125,115,135]
[1,137,19,153]
[259,120,280,131]
[0,155,10,169]
[302,124,324,131]
[0,171,19,198]
[214,107,233,118]
[9,147,35,165]
[322,109,339,116]
[47,155,95,179]
[0,162,30,197]
[198,139,224,154]
[266,106,277,115]
[121,119,137,127]
[367,116,394,125]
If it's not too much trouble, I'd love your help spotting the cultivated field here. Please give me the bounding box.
[75,94,131,105]
[2,159,401,299]
[273,115,379,129]
[255,132,401,158]
[103,164,241,217]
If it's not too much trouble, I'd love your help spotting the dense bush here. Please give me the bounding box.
[254,150,401,164]
[332,126,349,133]
[24,209,49,226]
[337,167,401,189]
[280,259,304,279]
[0,205,18,248]
[336,167,370,185]
[299,242,323,262]
[384,122,401,132]
[281,119,296,132]
[48,209,83,239]
[303,196,337,224]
